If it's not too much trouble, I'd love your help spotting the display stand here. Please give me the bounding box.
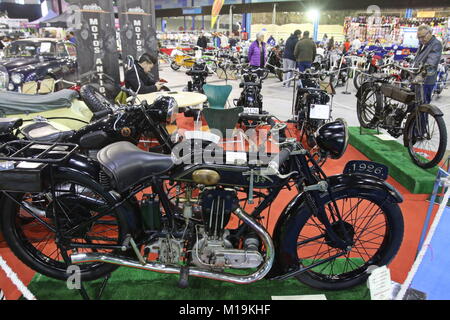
[394,166,450,300]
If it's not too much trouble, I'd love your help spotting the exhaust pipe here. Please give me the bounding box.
[71,208,274,284]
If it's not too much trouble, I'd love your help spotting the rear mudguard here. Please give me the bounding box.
[266,173,403,279]
[55,153,142,237]
[403,104,444,146]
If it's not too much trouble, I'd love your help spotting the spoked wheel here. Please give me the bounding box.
[292,187,404,290]
[1,171,129,281]
[353,72,368,90]
[405,109,447,169]
[357,86,383,128]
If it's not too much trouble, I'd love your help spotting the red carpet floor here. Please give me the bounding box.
[0,116,440,300]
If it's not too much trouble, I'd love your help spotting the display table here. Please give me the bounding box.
[136,91,207,111]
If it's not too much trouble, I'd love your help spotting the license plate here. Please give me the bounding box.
[243,107,260,114]
[344,161,388,180]
[309,104,331,120]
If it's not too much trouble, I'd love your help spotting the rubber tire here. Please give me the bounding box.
[357,85,383,128]
[353,72,366,91]
[171,62,181,71]
[79,84,111,113]
[292,187,404,290]
[405,110,447,169]
[1,171,130,281]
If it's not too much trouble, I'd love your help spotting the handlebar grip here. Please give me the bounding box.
[267,117,276,127]
[269,147,292,172]
[93,108,113,120]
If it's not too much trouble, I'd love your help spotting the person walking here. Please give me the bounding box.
[294,30,317,72]
[248,32,267,77]
[413,24,443,104]
[282,29,301,87]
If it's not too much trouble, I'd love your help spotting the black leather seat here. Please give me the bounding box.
[21,122,74,142]
[97,141,175,192]
[0,118,23,133]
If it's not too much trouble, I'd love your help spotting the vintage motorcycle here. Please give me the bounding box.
[185,61,210,93]
[356,63,447,168]
[235,67,266,114]
[0,93,179,159]
[0,115,404,292]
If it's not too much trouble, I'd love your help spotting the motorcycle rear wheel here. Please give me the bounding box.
[1,171,130,281]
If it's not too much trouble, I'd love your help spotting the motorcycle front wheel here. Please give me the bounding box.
[292,187,404,290]
[405,109,447,169]
[1,170,130,281]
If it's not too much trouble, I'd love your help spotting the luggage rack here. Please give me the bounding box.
[0,140,79,164]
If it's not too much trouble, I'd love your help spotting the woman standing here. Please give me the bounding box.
[248,32,267,76]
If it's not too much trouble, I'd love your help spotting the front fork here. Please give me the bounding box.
[304,189,352,251]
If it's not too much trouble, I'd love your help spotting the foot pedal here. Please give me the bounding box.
[178,266,189,289]
[121,234,131,251]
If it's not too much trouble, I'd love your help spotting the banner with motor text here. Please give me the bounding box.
[117,0,159,81]
[65,0,121,99]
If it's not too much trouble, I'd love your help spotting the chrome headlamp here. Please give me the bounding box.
[11,72,24,85]
[315,118,349,160]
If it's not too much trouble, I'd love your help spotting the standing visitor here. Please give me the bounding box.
[248,32,267,77]
[294,31,317,71]
[413,24,443,103]
[197,32,208,49]
[351,36,362,52]
[282,29,301,87]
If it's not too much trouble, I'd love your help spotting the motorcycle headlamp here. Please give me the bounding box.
[315,118,349,160]
[151,96,179,124]
[11,73,24,85]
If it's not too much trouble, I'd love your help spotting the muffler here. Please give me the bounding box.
[71,208,275,284]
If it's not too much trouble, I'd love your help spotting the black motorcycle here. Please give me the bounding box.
[263,46,283,81]
[289,68,336,165]
[356,63,447,169]
[235,67,266,122]
[186,61,210,94]
[0,116,404,292]
[0,94,179,158]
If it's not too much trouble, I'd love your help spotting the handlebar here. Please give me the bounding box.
[268,146,293,173]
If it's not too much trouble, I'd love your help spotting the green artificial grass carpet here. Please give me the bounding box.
[349,127,439,194]
[27,266,369,300]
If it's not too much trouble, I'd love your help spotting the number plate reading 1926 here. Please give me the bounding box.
[344,161,389,180]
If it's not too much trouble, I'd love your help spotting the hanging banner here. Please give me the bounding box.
[65,0,120,99]
[211,0,225,29]
[417,11,436,18]
[117,0,159,81]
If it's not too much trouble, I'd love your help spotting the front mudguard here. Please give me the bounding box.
[266,173,403,279]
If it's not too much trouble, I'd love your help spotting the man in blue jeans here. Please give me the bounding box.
[294,31,316,72]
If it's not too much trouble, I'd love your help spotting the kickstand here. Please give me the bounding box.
[77,273,111,300]
[178,265,189,289]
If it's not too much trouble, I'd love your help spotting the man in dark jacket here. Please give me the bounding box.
[125,53,165,94]
[197,32,208,49]
[413,24,443,103]
[294,31,317,72]
[282,29,301,87]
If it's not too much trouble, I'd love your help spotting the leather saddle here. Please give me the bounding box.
[0,118,23,134]
[97,141,175,193]
[21,122,74,142]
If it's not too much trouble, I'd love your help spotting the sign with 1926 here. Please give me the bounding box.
[344,160,389,180]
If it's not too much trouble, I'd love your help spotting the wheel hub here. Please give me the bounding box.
[325,221,355,249]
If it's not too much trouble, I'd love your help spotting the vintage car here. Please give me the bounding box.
[0,38,78,94]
